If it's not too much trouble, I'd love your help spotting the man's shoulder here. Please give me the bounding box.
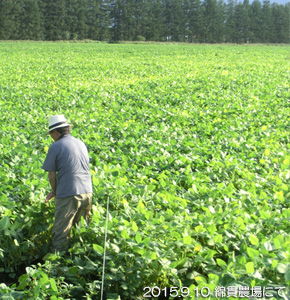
[57,135,86,149]
[49,135,72,150]
[56,134,75,144]
[65,135,84,145]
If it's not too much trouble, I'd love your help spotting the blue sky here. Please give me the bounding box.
[272,0,289,4]
[247,0,289,5]
[249,0,289,4]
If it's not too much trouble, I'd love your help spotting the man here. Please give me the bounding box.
[42,115,93,253]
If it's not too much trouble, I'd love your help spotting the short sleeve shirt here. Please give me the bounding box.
[42,134,93,198]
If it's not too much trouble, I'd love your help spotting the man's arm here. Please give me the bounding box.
[45,171,56,203]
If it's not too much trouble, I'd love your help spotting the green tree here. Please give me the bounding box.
[0,0,21,39]
[261,0,274,42]
[17,0,44,40]
[249,0,262,42]
[272,3,290,43]
[0,0,289,42]
[216,0,226,42]
[200,0,225,43]
[225,0,237,42]
[143,0,166,41]
[65,0,88,40]
[122,0,135,40]
[234,0,250,43]
[86,0,111,41]
[42,0,67,40]
[163,0,187,41]
[131,0,148,41]
[110,0,123,41]
[184,0,203,42]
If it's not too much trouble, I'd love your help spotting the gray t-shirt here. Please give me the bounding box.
[42,134,93,198]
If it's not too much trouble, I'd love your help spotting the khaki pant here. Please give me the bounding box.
[52,193,92,252]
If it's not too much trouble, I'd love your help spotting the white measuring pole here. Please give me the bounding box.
[100,196,110,300]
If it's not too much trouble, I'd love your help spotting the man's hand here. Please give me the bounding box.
[45,191,55,203]
[46,171,57,203]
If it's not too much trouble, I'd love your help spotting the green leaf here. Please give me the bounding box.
[93,244,104,254]
[273,237,281,249]
[213,234,223,243]
[115,177,127,187]
[112,170,119,177]
[170,258,187,269]
[207,225,217,234]
[249,235,259,246]
[50,278,58,292]
[245,262,255,274]
[137,200,146,214]
[0,216,11,230]
[195,276,207,285]
[247,247,259,259]
[285,269,290,281]
[106,293,121,300]
[146,184,155,191]
[271,260,278,269]
[42,253,58,261]
[68,266,78,275]
[216,259,227,268]
[92,177,100,186]
[236,217,245,230]
[183,235,192,245]
[132,221,138,233]
[121,229,130,239]
[18,274,29,283]
[135,232,142,244]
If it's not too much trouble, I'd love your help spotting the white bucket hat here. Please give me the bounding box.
[47,115,72,134]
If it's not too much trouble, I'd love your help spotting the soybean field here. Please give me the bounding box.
[0,42,290,299]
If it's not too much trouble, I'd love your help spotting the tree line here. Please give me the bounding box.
[0,0,289,43]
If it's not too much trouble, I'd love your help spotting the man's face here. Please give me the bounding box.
[49,130,60,142]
